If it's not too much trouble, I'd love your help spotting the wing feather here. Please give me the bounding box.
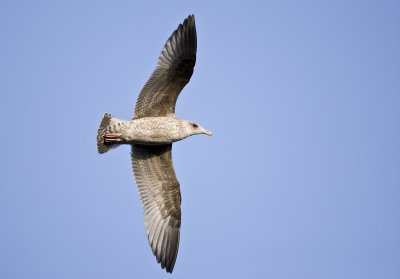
[131,144,181,273]
[133,15,197,119]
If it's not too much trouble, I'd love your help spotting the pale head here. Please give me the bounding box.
[184,120,212,137]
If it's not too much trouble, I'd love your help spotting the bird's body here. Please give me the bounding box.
[98,114,211,150]
[96,15,211,273]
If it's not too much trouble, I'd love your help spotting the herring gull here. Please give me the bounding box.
[96,15,211,273]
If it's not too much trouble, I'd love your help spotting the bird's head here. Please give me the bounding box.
[185,120,212,137]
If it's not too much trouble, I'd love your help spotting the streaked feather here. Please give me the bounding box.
[131,144,181,273]
[132,15,196,119]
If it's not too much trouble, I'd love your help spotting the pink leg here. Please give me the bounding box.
[104,133,123,142]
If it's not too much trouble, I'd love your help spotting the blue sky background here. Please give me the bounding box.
[1,1,399,278]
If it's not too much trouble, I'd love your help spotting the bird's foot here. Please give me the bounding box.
[104,133,123,142]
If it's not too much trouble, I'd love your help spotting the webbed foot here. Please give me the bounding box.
[104,133,123,142]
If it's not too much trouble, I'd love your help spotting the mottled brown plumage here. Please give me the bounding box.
[133,15,197,119]
[96,15,211,273]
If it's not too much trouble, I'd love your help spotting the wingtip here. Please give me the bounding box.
[190,14,195,25]
[185,14,195,25]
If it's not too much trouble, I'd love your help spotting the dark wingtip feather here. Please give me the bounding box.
[157,14,197,68]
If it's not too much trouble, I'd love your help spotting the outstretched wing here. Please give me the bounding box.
[131,144,181,273]
[133,15,197,119]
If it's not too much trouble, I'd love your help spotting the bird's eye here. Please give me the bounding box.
[192,123,198,128]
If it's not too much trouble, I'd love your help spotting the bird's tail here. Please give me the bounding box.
[97,113,124,154]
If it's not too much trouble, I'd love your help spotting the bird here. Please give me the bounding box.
[96,15,211,273]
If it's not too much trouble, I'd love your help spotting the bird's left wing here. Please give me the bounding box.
[131,144,181,273]
[132,15,196,119]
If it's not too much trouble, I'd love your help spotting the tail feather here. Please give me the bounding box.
[97,113,124,154]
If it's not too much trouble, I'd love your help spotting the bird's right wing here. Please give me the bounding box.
[132,15,196,119]
[131,144,181,273]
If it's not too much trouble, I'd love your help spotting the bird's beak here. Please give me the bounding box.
[203,130,213,136]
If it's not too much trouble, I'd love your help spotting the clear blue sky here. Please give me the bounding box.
[1,1,399,278]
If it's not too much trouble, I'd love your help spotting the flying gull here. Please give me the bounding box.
[97,15,211,273]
